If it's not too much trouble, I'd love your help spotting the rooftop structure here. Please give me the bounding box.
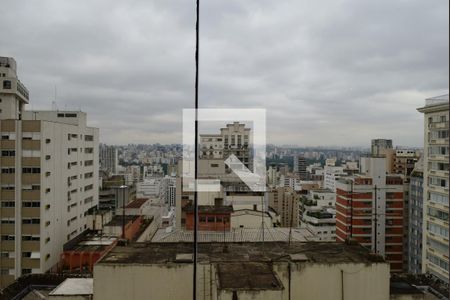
[151,227,314,243]
[93,241,389,299]
[48,278,93,297]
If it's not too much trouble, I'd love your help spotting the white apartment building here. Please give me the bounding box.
[417,95,449,283]
[299,189,336,241]
[323,165,346,192]
[279,174,301,191]
[99,144,118,174]
[160,175,176,207]
[302,207,336,241]
[0,57,99,288]
[136,178,161,199]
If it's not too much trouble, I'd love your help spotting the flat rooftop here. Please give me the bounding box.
[125,198,148,209]
[49,278,93,296]
[65,236,117,252]
[151,228,314,243]
[104,215,139,226]
[97,242,384,265]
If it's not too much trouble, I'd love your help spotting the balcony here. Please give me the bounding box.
[0,208,14,218]
[0,140,15,148]
[429,138,449,145]
[22,258,40,269]
[0,241,15,251]
[21,120,41,132]
[0,224,15,234]
[22,140,41,150]
[0,174,15,184]
[22,190,40,200]
[0,258,15,268]
[22,157,40,166]
[429,121,449,129]
[1,157,15,166]
[428,154,449,161]
[22,224,40,235]
[22,174,41,184]
[22,241,40,252]
[1,190,15,200]
[22,207,40,218]
[429,169,449,178]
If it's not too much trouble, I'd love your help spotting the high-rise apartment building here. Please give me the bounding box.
[417,94,449,283]
[0,57,99,288]
[220,122,251,170]
[336,156,404,272]
[293,155,307,179]
[407,158,424,274]
[371,139,393,156]
[99,144,118,174]
[199,122,252,171]
[268,187,299,227]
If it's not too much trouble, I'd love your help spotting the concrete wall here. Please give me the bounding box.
[93,261,390,300]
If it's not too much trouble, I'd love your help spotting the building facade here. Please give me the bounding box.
[407,159,424,274]
[268,187,299,227]
[99,144,118,174]
[417,95,449,283]
[371,139,393,156]
[293,155,307,180]
[0,57,99,288]
[336,156,405,272]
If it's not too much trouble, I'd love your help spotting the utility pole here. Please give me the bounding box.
[193,0,200,299]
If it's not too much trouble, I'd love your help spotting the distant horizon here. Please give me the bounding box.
[105,142,423,150]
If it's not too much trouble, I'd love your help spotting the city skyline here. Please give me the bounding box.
[0,0,448,146]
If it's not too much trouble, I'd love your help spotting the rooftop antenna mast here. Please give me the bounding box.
[52,85,58,110]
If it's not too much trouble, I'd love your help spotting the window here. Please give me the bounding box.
[22,201,40,208]
[1,201,15,207]
[22,218,40,224]
[1,235,15,241]
[1,150,15,156]
[3,80,11,89]
[22,167,40,173]
[1,218,14,224]
[1,168,15,174]
[1,185,15,190]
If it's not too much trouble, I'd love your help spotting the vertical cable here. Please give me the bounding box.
[193,0,200,299]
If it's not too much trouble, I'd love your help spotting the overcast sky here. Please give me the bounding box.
[1,0,448,147]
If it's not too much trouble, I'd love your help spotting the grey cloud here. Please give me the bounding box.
[0,0,447,146]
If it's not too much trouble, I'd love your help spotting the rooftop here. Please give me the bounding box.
[64,235,117,252]
[310,188,334,194]
[151,228,314,243]
[97,241,385,265]
[183,204,234,214]
[104,215,139,227]
[49,278,93,296]
[125,198,149,209]
[0,274,91,300]
[425,94,449,106]
[217,263,282,290]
